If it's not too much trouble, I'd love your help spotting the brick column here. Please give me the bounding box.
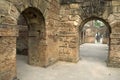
[108,33,120,67]
[108,22,120,67]
[0,25,18,80]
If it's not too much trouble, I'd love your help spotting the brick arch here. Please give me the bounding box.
[6,0,48,18]
[19,7,46,30]
[19,6,46,18]
[17,7,47,67]
[0,0,19,25]
[78,16,111,66]
[79,16,111,33]
[0,0,61,79]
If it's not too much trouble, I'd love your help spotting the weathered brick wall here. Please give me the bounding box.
[107,1,120,67]
[0,37,16,80]
[108,21,120,67]
[45,0,61,66]
[59,4,81,62]
[6,0,61,67]
[0,1,19,80]
[0,0,19,25]
[0,1,120,80]
[0,25,18,80]
[59,1,120,67]
[0,0,61,80]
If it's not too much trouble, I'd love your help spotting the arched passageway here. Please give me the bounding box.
[17,7,46,67]
[79,17,111,64]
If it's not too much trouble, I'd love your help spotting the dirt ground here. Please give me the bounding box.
[17,43,120,80]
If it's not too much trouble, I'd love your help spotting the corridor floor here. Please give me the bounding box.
[17,43,120,80]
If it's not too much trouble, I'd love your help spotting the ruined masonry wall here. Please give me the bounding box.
[45,0,61,66]
[5,0,61,67]
[0,0,61,80]
[107,1,120,67]
[0,25,18,80]
[59,4,82,62]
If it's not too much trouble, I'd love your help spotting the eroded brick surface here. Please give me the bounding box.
[0,0,120,80]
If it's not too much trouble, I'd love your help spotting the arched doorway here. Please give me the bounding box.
[17,7,46,67]
[79,17,111,65]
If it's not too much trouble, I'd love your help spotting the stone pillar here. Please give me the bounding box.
[108,22,120,67]
[108,33,120,67]
[0,24,18,80]
[59,23,80,62]
[28,29,46,67]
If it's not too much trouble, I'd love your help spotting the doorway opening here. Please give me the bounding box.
[17,7,46,66]
[16,7,47,79]
[79,17,111,64]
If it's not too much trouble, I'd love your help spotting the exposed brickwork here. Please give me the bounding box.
[107,1,120,67]
[58,4,81,62]
[0,0,120,80]
[59,1,120,68]
[45,0,61,66]
[108,21,120,67]
[0,25,18,80]
[0,0,61,80]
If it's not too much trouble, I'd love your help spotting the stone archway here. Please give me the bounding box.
[79,17,111,33]
[17,7,46,67]
[79,16,111,64]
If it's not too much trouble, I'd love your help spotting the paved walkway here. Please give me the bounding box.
[17,43,120,80]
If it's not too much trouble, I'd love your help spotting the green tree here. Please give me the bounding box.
[94,20,104,28]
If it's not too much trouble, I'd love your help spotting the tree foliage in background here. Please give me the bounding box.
[94,20,104,28]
